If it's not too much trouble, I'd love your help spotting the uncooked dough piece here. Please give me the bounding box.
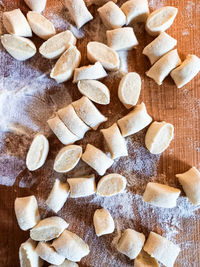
[134,250,159,267]
[106,27,138,51]
[3,9,32,37]
[146,49,181,85]
[87,41,120,71]
[24,0,47,12]
[26,134,49,171]
[98,1,126,29]
[36,242,65,265]
[121,0,149,24]
[1,34,36,61]
[144,232,180,267]
[145,6,178,36]
[78,80,110,105]
[82,144,113,175]
[50,45,81,83]
[143,32,177,65]
[49,260,79,267]
[27,11,56,40]
[117,102,152,137]
[14,195,40,231]
[46,179,70,213]
[116,229,145,260]
[171,54,200,88]
[143,182,180,208]
[47,116,79,145]
[52,230,90,262]
[19,238,43,267]
[85,0,117,7]
[64,0,93,29]
[176,167,200,205]
[145,121,174,154]
[39,30,76,59]
[118,72,141,108]
[93,208,115,236]
[72,96,107,130]
[54,145,82,173]
[58,104,90,139]
[73,62,107,83]
[101,123,128,159]
[67,175,96,198]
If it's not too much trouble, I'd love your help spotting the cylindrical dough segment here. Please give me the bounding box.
[24,0,47,12]
[93,208,115,236]
[49,260,79,267]
[134,249,159,267]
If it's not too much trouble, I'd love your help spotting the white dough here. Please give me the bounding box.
[146,49,181,85]
[52,230,90,262]
[93,208,115,236]
[116,229,145,260]
[49,260,79,267]
[82,144,114,175]
[1,34,36,61]
[67,175,96,198]
[3,9,32,37]
[24,0,47,12]
[106,27,138,51]
[15,195,40,231]
[144,232,180,267]
[176,167,200,205]
[117,102,152,137]
[143,182,180,208]
[145,6,178,36]
[134,250,159,267]
[101,123,128,159]
[171,54,200,88]
[26,134,49,171]
[145,121,174,154]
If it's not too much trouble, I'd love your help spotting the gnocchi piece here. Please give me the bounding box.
[101,123,128,159]
[98,1,126,29]
[97,173,127,196]
[39,30,76,59]
[117,102,152,137]
[121,0,149,24]
[176,167,200,205]
[3,9,32,37]
[49,260,79,267]
[82,144,113,175]
[77,80,110,105]
[118,72,141,108]
[72,96,107,130]
[27,11,56,40]
[64,0,93,29]
[93,208,115,236]
[146,49,181,85]
[24,0,47,12]
[1,34,36,61]
[67,175,96,198]
[145,121,174,154]
[36,242,65,265]
[46,179,70,213]
[73,61,107,83]
[50,45,81,83]
[85,0,117,7]
[171,54,200,88]
[143,182,181,208]
[26,134,49,171]
[106,27,138,51]
[47,116,79,145]
[144,232,180,267]
[145,6,178,36]
[116,229,145,260]
[52,230,90,262]
[87,41,120,71]
[134,250,159,267]
[54,145,82,173]
[14,195,40,231]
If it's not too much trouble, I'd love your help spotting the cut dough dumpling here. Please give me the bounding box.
[39,30,76,59]
[145,6,178,36]
[145,121,174,154]
[143,182,180,208]
[87,41,120,71]
[1,34,36,61]
[24,0,47,12]
[134,250,159,267]
[26,133,49,171]
[54,145,82,173]
[97,173,127,196]
[49,260,79,267]
[93,208,115,236]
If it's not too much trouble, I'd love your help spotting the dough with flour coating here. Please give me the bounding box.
[24,0,47,12]
[93,208,115,236]
[49,260,79,267]
[134,250,159,267]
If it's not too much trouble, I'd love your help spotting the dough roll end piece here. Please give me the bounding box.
[24,0,47,13]
[93,208,115,236]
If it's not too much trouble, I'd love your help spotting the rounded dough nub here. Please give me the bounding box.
[49,260,79,267]
[134,249,159,267]
[93,208,115,236]
[24,0,47,12]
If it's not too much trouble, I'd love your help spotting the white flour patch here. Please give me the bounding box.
[149,0,166,9]
[182,29,189,36]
